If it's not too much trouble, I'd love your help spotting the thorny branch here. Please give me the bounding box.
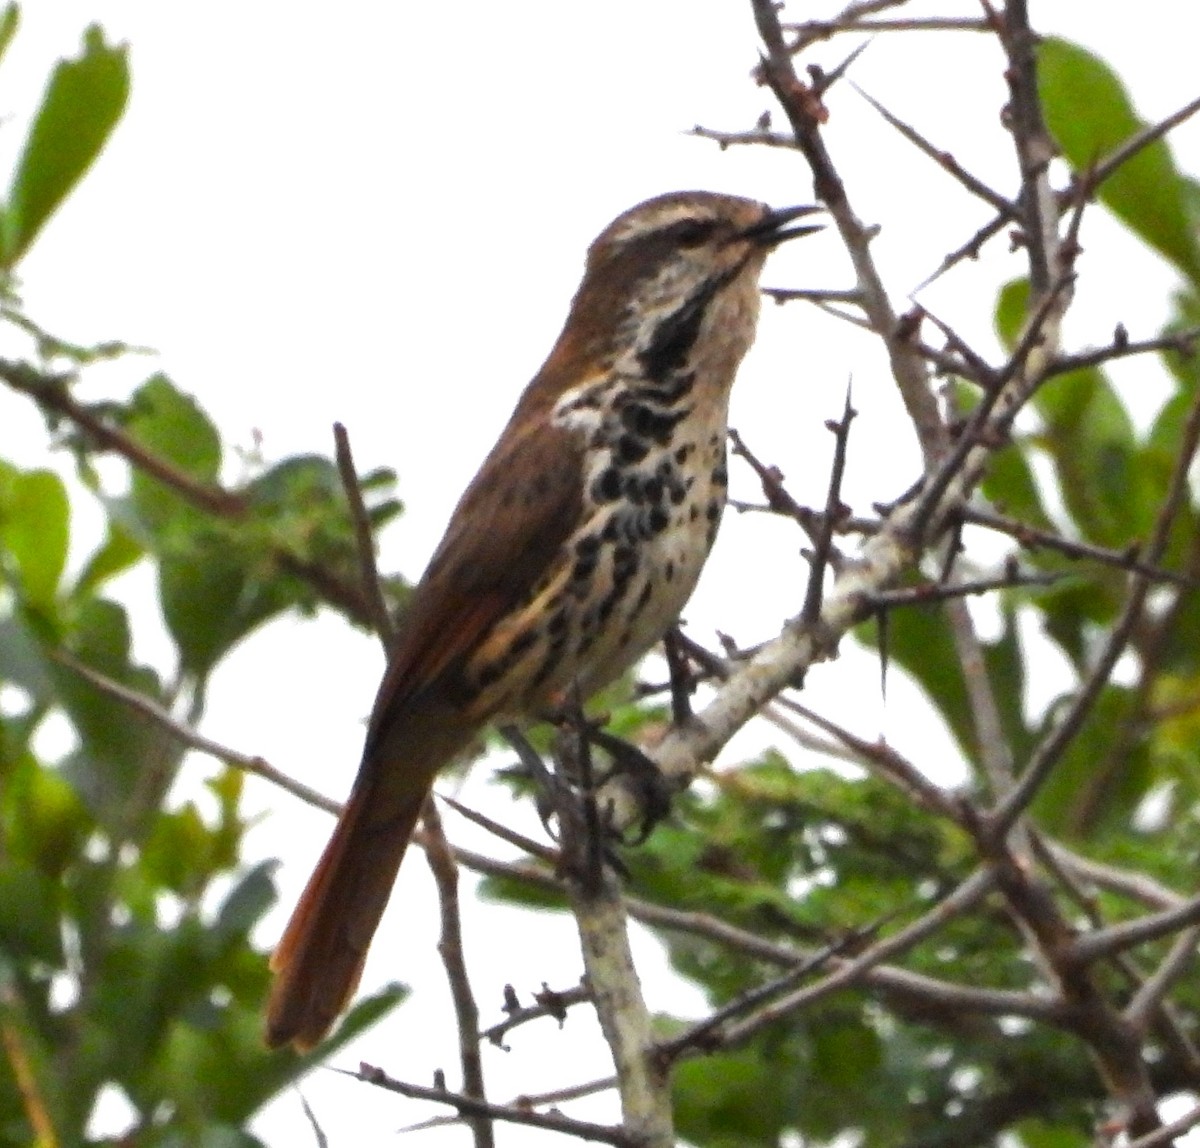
[12,3,1200,1144]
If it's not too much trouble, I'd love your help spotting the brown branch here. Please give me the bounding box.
[761,286,865,306]
[1066,898,1200,966]
[801,387,855,623]
[1125,927,1200,1032]
[869,566,1057,608]
[0,358,246,517]
[656,920,885,1063]
[623,895,1067,1027]
[479,981,592,1049]
[49,648,342,815]
[1123,1101,1200,1148]
[0,987,59,1148]
[1081,93,1200,201]
[345,1063,634,1147]
[421,798,492,1148]
[1040,325,1200,381]
[402,1077,619,1136]
[962,507,1195,587]
[749,0,947,464]
[333,421,395,644]
[787,15,989,49]
[689,124,796,150]
[851,83,1018,218]
[728,427,821,540]
[437,792,559,865]
[715,868,999,1048]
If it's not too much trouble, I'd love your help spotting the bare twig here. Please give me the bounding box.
[656,920,884,1063]
[715,868,998,1047]
[1125,927,1200,1032]
[852,83,1018,218]
[1123,1102,1200,1148]
[870,566,1058,608]
[1081,93,1200,202]
[1040,325,1200,381]
[421,798,492,1148]
[750,0,947,463]
[437,792,559,865]
[400,1077,619,1136]
[1066,899,1200,966]
[802,386,855,624]
[49,648,342,815]
[0,358,245,517]
[479,981,592,1048]
[346,1063,634,1147]
[0,986,59,1148]
[333,421,395,644]
[962,507,1195,587]
[689,124,796,151]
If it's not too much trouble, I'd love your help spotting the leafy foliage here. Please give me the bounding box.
[0,14,405,1142]
[2,10,1200,1148]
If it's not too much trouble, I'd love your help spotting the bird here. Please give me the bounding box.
[265,190,821,1050]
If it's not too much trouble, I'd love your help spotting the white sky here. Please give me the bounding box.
[3,3,1199,1145]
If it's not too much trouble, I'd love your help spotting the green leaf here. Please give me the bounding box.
[52,597,168,821]
[4,758,91,877]
[0,861,64,963]
[857,598,978,766]
[74,520,143,596]
[995,279,1153,547]
[1039,38,1200,285]
[0,466,70,607]
[1030,685,1150,838]
[4,25,129,266]
[0,5,20,72]
[126,374,222,533]
[157,536,250,674]
[0,611,54,702]
[212,862,277,942]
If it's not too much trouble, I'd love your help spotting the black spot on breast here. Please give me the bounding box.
[643,476,663,504]
[648,506,669,534]
[665,560,675,582]
[706,500,721,523]
[675,443,693,464]
[620,402,687,445]
[613,545,639,580]
[616,434,650,464]
[592,467,622,502]
[632,373,696,405]
[712,461,728,487]
[631,580,654,618]
[572,553,597,586]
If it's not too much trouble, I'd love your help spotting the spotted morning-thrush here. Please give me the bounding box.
[265,190,821,1050]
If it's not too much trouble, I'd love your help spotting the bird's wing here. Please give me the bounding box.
[362,407,583,753]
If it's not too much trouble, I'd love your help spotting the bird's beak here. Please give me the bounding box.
[742,204,824,246]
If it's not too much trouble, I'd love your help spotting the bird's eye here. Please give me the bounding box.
[671,219,718,247]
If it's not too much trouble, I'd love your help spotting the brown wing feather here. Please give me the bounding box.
[266,396,584,1049]
[363,403,584,749]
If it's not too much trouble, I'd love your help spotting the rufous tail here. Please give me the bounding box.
[264,772,430,1051]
